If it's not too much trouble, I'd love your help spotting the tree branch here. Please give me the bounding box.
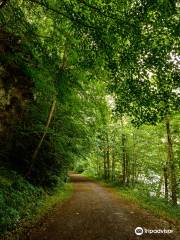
[26,97,56,177]
[28,0,97,30]
[77,0,120,21]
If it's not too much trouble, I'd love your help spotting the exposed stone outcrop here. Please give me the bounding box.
[0,30,33,140]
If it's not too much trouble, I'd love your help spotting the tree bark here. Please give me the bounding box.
[103,147,107,180]
[126,149,129,186]
[165,115,177,205]
[122,133,126,185]
[111,148,115,181]
[164,165,169,200]
[132,133,137,186]
[106,135,110,180]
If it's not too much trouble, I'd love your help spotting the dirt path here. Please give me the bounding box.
[27,174,179,240]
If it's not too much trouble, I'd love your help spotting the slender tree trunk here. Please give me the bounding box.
[26,98,56,176]
[157,143,168,199]
[32,98,56,161]
[122,133,126,185]
[106,145,110,180]
[126,150,129,186]
[103,147,107,180]
[165,115,177,205]
[96,150,100,177]
[132,133,137,186]
[164,165,169,200]
[98,159,101,177]
[111,148,115,181]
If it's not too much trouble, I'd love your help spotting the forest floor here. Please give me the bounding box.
[25,174,180,240]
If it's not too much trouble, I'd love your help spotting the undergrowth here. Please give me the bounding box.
[0,168,72,239]
[112,184,180,225]
[83,173,180,226]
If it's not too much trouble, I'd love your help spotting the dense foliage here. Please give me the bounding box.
[82,114,180,197]
[0,0,179,235]
[0,0,109,187]
[0,168,43,234]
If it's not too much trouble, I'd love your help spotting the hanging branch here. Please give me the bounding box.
[28,0,96,30]
[26,44,68,177]
[26,98,56,176]
[32,98,56,161]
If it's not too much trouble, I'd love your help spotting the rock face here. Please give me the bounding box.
[0,30,33,156]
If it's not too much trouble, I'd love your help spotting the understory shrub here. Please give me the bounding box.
[0,171,44,235]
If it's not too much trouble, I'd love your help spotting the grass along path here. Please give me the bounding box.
[82,174,180,228]
[26,174,179,240]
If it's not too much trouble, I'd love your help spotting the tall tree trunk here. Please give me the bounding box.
[96,150,99,177]
[103,147,107,180]
[157,143,168,199]
[126,149,129,186]
[164,165,169,200]
[111,148,115,181]
[122,133,126,185]
[106,144,110,180]
[165,115,177,205]
[132,133,137,186]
